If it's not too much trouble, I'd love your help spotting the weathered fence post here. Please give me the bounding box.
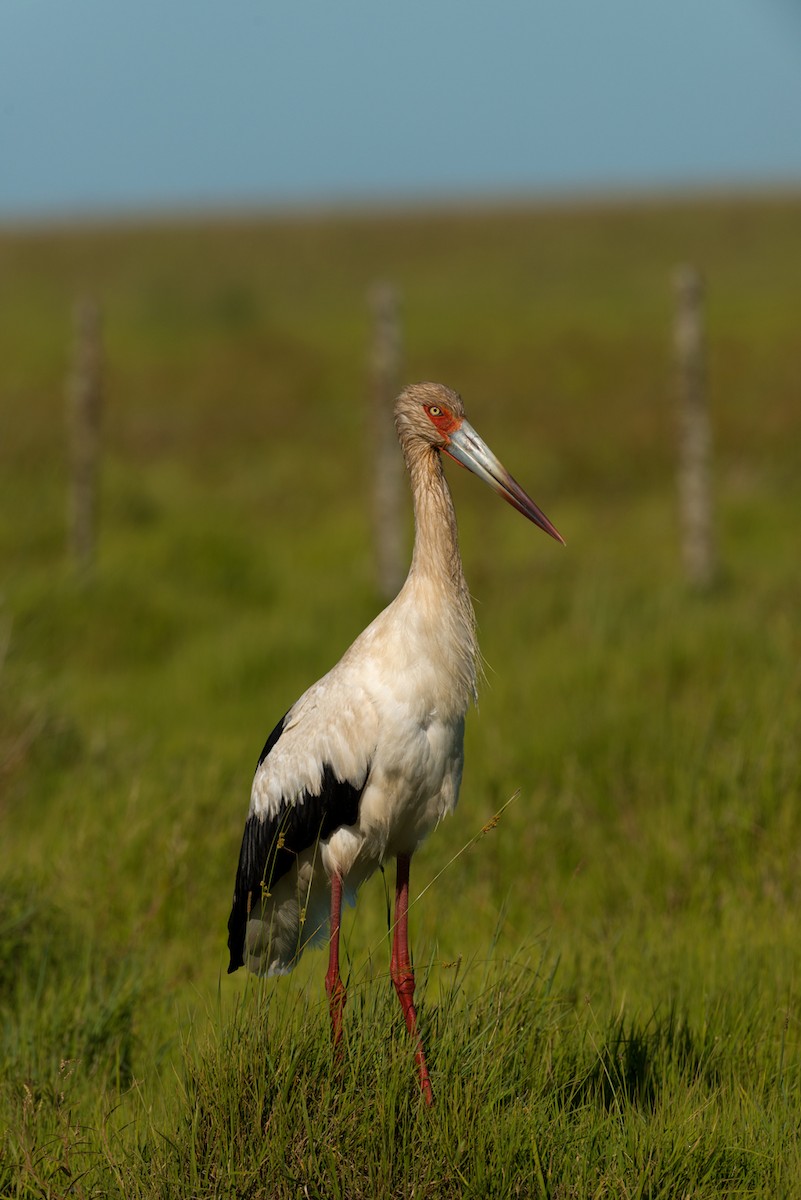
[672,264,716,589]
[67,297,103,575]
[369,282,404,600]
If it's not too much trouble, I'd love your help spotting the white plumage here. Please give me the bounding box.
[227,381,563,1103]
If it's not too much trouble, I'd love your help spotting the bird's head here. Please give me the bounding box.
[395,382,465,450]
[394,382,565,545]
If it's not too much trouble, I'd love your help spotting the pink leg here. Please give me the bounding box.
[390,854,434,1105]
[325,873,347,1045]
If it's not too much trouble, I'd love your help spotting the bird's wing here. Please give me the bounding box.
[226,673,378,972]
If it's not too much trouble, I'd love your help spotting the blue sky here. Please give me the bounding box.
[1,0,800,221]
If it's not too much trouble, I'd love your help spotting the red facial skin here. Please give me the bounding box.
[424,404,462,439]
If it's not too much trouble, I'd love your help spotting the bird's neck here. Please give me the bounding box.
[401,441,478,701]
[405,445,461,581]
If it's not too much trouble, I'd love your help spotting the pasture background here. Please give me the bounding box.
[1,193,800,1196]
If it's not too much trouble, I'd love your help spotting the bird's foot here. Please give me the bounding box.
[415,1045,434,1106]
[391,967,434,1105]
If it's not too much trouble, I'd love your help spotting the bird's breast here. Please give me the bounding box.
[333,590,473,857]
[352,703,465,862]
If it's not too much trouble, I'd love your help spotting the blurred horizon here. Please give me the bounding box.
[5,178,801,236]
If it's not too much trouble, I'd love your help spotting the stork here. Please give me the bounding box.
[227,382,563,1105]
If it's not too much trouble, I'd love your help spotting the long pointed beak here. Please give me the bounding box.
[444,419,565,545]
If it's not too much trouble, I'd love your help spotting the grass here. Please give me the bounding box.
[1,190,801,1196]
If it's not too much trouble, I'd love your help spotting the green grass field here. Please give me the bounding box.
[1,192,800,1197]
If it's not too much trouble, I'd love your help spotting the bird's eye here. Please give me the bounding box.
[425,402,457,434]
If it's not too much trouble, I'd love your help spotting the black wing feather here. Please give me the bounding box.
[227,713,367,973]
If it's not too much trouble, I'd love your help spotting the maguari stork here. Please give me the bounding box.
[227,382,563,1104]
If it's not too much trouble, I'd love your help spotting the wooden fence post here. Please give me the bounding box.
[67,297,103,575]
[672,264,716,589]
[369,282,404,600]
